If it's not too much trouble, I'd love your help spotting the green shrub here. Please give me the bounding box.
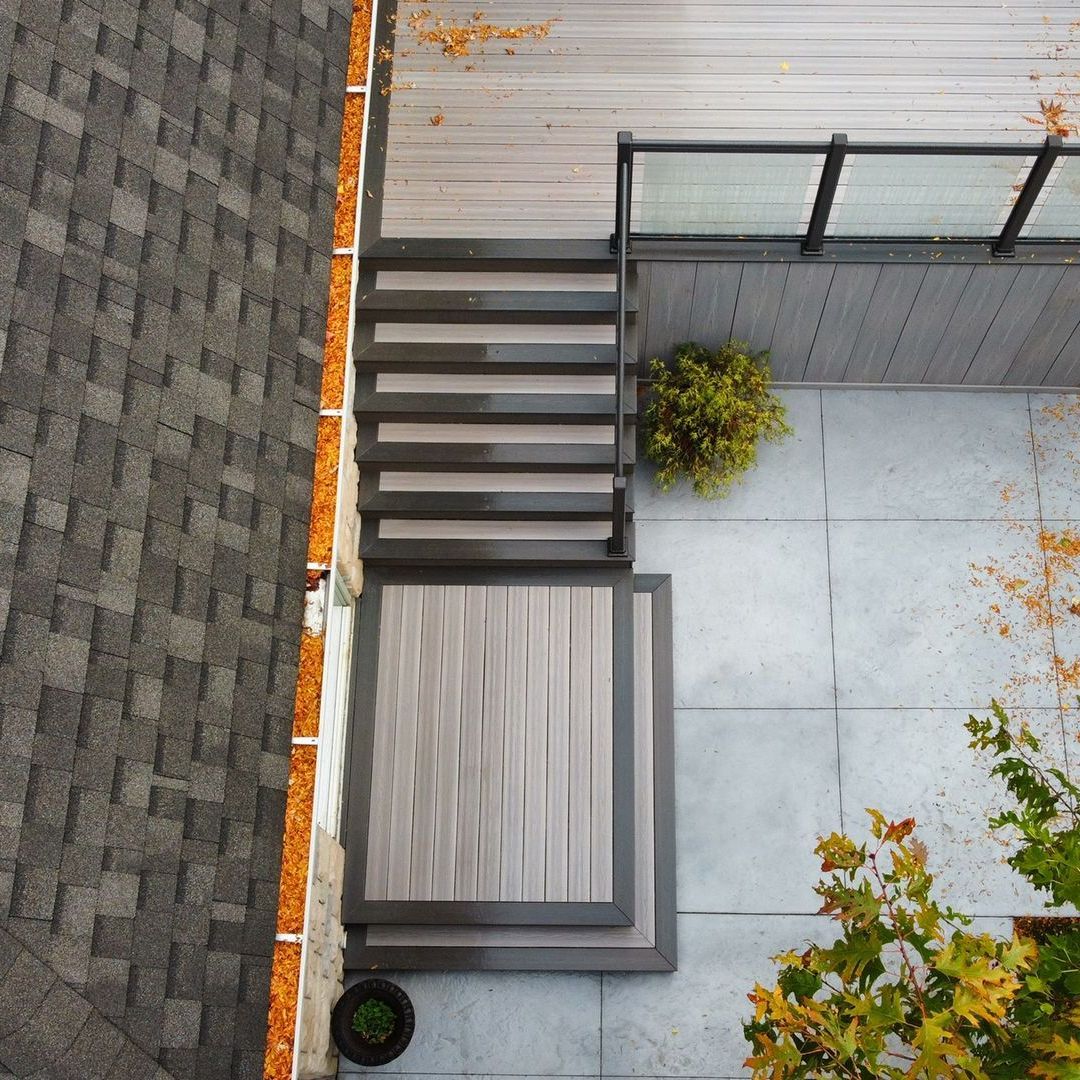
[352,998,396,1043]
[742,703,1080,1079]
[965,701,1080,910]
[643,340,791,498]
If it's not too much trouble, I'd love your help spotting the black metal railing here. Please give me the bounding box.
[608,132,632,557]
[610,130,1078,258]
[604,128,1080,552]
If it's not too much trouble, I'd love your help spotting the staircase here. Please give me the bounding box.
[352,240,636,566]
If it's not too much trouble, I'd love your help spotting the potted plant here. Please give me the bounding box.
[643,339,791,498]
[331,977,415,1067]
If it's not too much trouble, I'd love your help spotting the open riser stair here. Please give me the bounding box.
[352,253,637,566]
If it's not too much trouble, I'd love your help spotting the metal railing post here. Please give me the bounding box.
[608,133,632,558]
[994,135,1062,257]
[802,133,848,256]
[611,131,633,255]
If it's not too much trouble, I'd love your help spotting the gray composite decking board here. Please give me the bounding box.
[567,585,594,899]
[343,576,677,975]
[802,263,881,382]
[1043,319,1080,388]
[768,263,836,381]
[842,264,928,382]
[343,568,638,927]
[921,265,1022,385]
[731,263,789,352]
[963,265,1067,385]
[375,0,1075,238]
[545,586,572,901]
[883,263,975,383]
[640,263,696,361]
[687,262,743,351]
[1003,267,1080,386]
[590,586,615,899]
[432,585,467,899]
[453,585,487,901]
[634,257,1080,387]
[360,591,655,952]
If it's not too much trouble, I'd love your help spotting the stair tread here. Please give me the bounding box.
[356,289,636,323]
[360,537,634,567]
[360,491,632,520]
[355,342,632,375]
[360,237,616,270]
[355,390,636,422]
[356,441,635,471]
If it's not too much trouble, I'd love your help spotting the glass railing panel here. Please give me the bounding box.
[825,153,1031,239]
[1021,156,1080,239]
[637,151,822,236]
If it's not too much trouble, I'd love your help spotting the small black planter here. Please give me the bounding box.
[331,978,415,1067]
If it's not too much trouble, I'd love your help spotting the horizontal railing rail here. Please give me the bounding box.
[612,130,1080,259]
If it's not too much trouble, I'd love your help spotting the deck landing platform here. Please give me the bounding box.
[341,569,674,971]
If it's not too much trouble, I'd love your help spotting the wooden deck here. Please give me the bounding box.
[344,575,677,973]
[378,0,1080,238]
[365,582,614,904]
[342,568,637,928]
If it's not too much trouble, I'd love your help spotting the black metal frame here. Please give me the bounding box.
[611,130,1078,257]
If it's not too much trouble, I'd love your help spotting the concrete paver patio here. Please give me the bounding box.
[343,388,1078,1080]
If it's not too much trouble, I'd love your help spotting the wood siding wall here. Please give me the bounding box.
[637,261,1080,389]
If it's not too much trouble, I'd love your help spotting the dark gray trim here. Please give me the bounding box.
[639,574,677,969]
[354,341,620,375]
[358,490,635,522]
[354,288,635,324]
[338,571,384,865]
[341,565,638,928]
[629,239,1080,266]
[343,939,677,973]
[356,0,395,251]
[342,573,678,972]
[359,236,615,270]
[353,390,637,424]
[357,534,636,569]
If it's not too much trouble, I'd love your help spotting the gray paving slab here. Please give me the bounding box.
[829,519,1058,709]
[601,914,832,1080]
[338,971,602,1076]
[822,389,1040,520]
[837,708,1074,916]
[635,519,834,710]
[675,709,840,915]
[1030,394,1080,520]
[634,390,825,522]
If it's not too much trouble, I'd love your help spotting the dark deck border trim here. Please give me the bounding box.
[341,565,637,928]
[343,573,677,972]
[356,0,395,251]
[630,239,1080,265]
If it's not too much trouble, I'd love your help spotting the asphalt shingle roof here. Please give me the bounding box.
[0,0,349,1074]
